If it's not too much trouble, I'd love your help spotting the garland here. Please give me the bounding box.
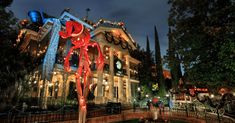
[104,31,113,43]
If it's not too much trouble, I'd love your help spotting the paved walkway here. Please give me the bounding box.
[50,108,235,123]
[54,109,207,123]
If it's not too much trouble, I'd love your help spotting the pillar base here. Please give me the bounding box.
[95,96,104,104]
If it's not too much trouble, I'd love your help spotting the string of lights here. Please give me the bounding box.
[42,19,61,81]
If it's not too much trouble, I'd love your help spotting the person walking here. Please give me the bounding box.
[150,103,158,121]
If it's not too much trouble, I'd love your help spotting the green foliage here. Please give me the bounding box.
[0,0,13,8]
[168,0,235,91]
[141,85,152,96]
[0,3,36,109]
[0,8,18,42]
[0,40,36,107]
[165,28,182,89]
[130,42,155,95]
[154,26,166,96]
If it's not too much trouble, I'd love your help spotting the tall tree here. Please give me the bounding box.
[145,36,153,86]
[168,0,235,92]
[0,1,17,42]
[0,0,13,8]
[0,0,36,110]
[130,41,154,97]
[130,44,146,84]
[166,28,182,89]
[154,26,166,96]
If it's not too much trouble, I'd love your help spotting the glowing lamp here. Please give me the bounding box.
[210,94,214,98]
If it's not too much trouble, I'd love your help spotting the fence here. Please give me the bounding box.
[0,106,234,123]
[0,104,128,123]
[0,109,108,123]
[165,107,235,123]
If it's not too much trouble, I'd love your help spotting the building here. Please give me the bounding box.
[18,11,140,106]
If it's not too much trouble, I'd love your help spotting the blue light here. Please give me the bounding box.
[28,10,42,24]
[43,18,55,24]
[60,11,94,30]
[42,19,61,80]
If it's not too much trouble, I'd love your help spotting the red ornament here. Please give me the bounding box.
[59,20,104,111]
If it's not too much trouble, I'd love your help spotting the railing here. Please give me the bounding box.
[0,111,77,123]
[0,106,234,123]
[0,105,124,123]
[1,110,107,123]
[164,107,235,123]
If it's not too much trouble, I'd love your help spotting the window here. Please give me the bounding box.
[131,83,138,98]
[114,87,118,99]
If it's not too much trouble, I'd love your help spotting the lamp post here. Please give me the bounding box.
[210,94,214,98]
[146,94,149,98]
[137,87,141,101]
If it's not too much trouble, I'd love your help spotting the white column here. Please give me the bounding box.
[42,79,49,109]
[62,73,68,104]
[96,44,104,103]
[108,47,114,101]
[118,51,123,102]
[126,55,131,102]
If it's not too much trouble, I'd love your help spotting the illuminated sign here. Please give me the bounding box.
[189,88,208,96]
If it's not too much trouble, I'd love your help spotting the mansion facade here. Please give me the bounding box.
[18,11,140,106]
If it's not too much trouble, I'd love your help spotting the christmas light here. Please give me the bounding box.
[42,19,61,80]
[48,83,53,87]
[105,81,108,85]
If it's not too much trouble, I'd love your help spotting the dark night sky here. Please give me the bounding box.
[9,0,170,56]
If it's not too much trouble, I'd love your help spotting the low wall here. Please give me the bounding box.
[87,111,151,123]
[53,110,151,123]
[54,110,206,123]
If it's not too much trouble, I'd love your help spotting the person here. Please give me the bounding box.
[139,117,144,123]
[159,101,162,115]
[147,100,151,110]
[150,103,158,121]
[22,102,28,112]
